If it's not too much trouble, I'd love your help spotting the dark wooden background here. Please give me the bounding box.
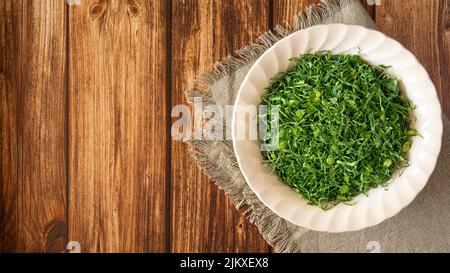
[0,0,449,252]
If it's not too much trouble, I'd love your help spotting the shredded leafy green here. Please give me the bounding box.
[261,51,416,209]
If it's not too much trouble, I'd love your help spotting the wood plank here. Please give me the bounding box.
[377,0,449,119]
[438,0,450,118]
[170,0,271,252]
[273,0,316,26]
[273,0,375,27]
[0,0,67,252]
[68,0,167,252]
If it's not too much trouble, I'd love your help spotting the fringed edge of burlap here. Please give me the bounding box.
[184,0,360,252]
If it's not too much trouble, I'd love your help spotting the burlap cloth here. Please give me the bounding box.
[186,0,450,252]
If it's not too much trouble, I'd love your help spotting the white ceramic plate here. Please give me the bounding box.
[232,24,443,232]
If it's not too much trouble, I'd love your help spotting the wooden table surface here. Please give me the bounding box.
[1,0,449,252]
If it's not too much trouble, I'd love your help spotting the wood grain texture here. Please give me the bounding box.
[0,0,67,252]
[68,0,167,252]
[273,0,375,27]
[170,0,271,252]
[438,0,450,118]
[273,0,316,26]
[377,0,450,119]
[1,0,449,253]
